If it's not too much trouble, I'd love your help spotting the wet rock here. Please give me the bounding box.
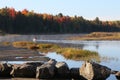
[70,68,86,80]
[80,61,111,80]
[0,63,12,77]
[36,59,57,79]
[10,62,43,78]
[55,62,70,78]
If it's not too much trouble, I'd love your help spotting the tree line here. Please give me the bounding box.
[0,7,120,34]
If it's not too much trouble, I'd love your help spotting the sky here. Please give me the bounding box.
[0,0,120,21]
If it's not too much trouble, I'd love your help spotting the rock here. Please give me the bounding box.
[10,64,35,77]
[24,61,44,67]
[47,59,57,65]
[115,71,120,80]
[80,61,111,80]
[55,62,70,78]
[111,70,118,74]
[11,62,43,78]
[70,68,86,80]
[0,63,12,77]
[36,59,57,79]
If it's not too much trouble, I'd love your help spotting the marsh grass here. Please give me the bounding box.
[12,41,34,48]
[56,48,100,61]
[69,32,120,40]
[1,42,11,46]
[11,41,100,61]
[36,43,60,52]
[12,41,60,52]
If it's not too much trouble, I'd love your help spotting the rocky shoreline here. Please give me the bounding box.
[0,59,119,80]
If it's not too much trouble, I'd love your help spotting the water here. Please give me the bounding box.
[1,35,120,79]
[42,40,120,80]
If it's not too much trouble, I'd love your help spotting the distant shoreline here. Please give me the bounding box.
[68,32,120,40]
[1,32,120,42]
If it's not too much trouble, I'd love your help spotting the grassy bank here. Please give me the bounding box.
[68,32,120,40]
[56,48,100,61]
[11,41,100,61]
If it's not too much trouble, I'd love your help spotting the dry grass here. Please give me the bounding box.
[56,48,100,61]
[12,41,34,48]
[0,42,11,46]
[36,43,60,52]
[12,41,60,52]
[11,41,100,61]
[69,32,120,40]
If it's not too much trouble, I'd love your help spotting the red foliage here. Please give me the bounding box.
[57,16,70,23]
[8,8,16,18]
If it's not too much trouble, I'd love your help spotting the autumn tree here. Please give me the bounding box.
[0,7,120,34]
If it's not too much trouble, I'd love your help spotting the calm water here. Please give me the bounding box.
[42,40,120,80]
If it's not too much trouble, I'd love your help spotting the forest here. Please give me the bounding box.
[0,7,120,34]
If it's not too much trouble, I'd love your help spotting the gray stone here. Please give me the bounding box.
[36,59,57,79]
[0,63,12,77]
[24,61,44,67]
[10,62,43,78]
[70,68,86,80]
[55,62,70,78]
[80,61,111,80]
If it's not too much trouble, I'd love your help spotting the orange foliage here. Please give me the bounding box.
[21,9,28,15]
[47,15,53,20]
[108,22,114,26]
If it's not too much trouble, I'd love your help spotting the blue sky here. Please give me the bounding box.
[0,0,120,21]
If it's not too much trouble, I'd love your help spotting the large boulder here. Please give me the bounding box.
[36,59,57,79]
[10,62,43,78]
[70,68,86,80]
[80,61,111,80]
[0,63,12,77]
[55,62,70,78]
